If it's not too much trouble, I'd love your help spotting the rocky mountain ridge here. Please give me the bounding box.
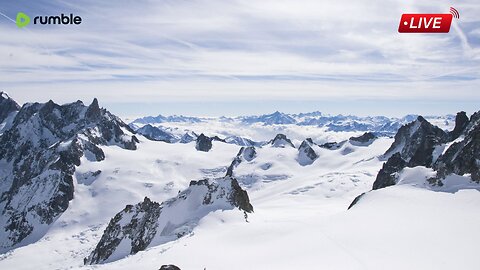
[350,110,480,209]
[0,92,20,133]
[0,96,138,251]
[85,176,253,264]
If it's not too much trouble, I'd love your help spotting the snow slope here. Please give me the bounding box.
[1,127,479,270]
[88,185,479,270]
[0,103,478,270]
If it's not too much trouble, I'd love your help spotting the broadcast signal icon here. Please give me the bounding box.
[450,7,460,19]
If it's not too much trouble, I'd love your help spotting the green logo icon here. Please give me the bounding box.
[16,12,30,28]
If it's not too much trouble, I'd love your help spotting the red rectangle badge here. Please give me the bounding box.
[398,14,453,33]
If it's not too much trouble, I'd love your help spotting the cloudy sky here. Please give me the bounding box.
[0,0,479,118]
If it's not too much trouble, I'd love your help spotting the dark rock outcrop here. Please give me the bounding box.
[383,116,448,167]
[372,117,447,190]
[448,111,469,141]
[224,136,262,147]
[349,132,377,146]
[347,192,366,210]
[84,197,162,265]
[85,177,253,264]
[159,265,181,270]
[189,177,254,213]
[372,153,407,190]
[269,134,295,148]
[435,111,480,182]
[0,92,20,125]
[352,111,480,210]
[226,146,257,177]
[319,141,343,150]
[0,97,138,251]
[136,124,178,143]
[211,135,226,142]
[195,133,213,152]
[297,138,318,166]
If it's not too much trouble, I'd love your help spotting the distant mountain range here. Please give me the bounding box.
[129,111,456,142]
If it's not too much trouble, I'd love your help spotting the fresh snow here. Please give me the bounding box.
[0,112,478,270]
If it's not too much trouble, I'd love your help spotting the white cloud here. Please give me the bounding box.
[0,0,479,113]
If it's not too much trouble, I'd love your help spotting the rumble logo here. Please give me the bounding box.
[16,12,30,28]
[16,12,82,28]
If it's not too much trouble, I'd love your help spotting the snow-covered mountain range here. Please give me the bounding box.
[0,91,479,270]
[129,111,455,146]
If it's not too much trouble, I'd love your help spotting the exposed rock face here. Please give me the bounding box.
[211,135,226,142]
[226,146,257,176]
[297,138,318,166]
[435,112,480,182]
[383,116,448,167]
[0,92,20,126]
[448,111,469,140]
[85,177,253,264]
[159,265,181,270]
[319,141,343,150]
[0,97,138,251]
[136,124,178,143]
[84,197,162,265]
[372,153,407,190]
[347,192,365,210]
[224,136,262,147]
[179,131,198,143]
[372,116,448,190]
[372,111,480,191]
[269,134,295,148]
[195,133,213,152]
[349,132,377,146]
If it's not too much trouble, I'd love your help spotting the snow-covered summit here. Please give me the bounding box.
[85,176,252,264]
[0,96,138,252]
[351,110,480,208]
[269,134,295,148]
[240,111,297,125]
[0,91,20,129]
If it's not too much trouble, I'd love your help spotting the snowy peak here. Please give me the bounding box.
[84,197,162,265]
[224,135,262,147]
[0,97,138,251]
[435,110,480,183]
[349,132,377,146]
[226,146,257,176]
[136,124,178,143]
[85,98,102,120]
[383,116,448,167]
[370,111,480,192]
[373,116,448,190]
[241,111,297,125]
[0,91,20,126]
[179,131,198,143]
[372,153,407,190]
[293,111,323,118]
[297,138,318,166]
[269,134,295,148]
[85,176,252,264]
